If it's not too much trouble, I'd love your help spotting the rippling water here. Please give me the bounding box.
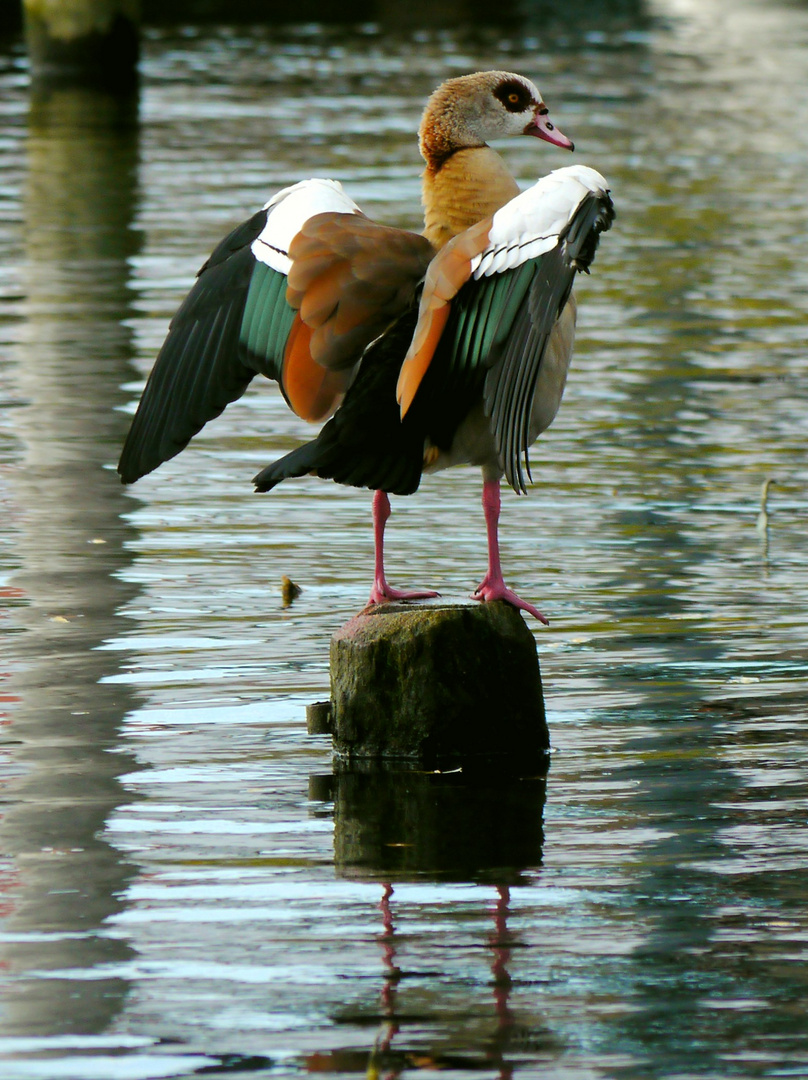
[1,0,808,1076]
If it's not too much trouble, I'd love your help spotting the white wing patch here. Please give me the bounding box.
[251,178,362,274]
[471,165,610,279]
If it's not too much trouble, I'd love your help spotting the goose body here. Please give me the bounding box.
[118,71,614,622]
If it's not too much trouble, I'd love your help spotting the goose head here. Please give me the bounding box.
[418,70,574,172]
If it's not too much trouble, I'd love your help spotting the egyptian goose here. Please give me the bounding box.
[118,71,614,622]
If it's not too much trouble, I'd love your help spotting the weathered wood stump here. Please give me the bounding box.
[324,599,548,767]
[23,0,139,90]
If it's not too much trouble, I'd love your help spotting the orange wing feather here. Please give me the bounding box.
[282,315,351,422]
[396,217,493,418]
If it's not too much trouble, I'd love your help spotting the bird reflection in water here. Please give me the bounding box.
[364,883,523,1078]
[306,766,553,1074]
[371,883,401,1075]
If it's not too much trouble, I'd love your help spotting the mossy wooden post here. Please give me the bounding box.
[23,0,140,90]
[327,600,549,768]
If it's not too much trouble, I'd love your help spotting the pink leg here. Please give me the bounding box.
[472,479,549,625]
[368,490,439,605]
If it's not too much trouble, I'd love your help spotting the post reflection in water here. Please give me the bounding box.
[331,766,545,884]
[0,86,142,1038]
[305,766,550,1074]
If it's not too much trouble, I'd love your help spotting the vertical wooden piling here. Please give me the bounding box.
[23,0,140,90]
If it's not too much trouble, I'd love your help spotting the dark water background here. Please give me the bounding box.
[1,0,807,1076]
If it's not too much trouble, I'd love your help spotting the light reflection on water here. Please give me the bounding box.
[1,0,808,1076]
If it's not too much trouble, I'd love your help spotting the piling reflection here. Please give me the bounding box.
[0,85,142,1037]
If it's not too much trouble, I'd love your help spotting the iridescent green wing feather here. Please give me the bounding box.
[240,260,297,383]
[419,260,538,460]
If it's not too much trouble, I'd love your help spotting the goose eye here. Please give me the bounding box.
[494,80,531,112]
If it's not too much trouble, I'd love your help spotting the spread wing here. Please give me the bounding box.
[397,165,615,493]
[118,178,433,483]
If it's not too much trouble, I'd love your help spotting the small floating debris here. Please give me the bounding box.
[281,575,302,607]
[756,477,777,532]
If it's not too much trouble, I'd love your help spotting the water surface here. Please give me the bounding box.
[1,1,807,1076]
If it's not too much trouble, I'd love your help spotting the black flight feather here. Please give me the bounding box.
[118,209,269,484]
